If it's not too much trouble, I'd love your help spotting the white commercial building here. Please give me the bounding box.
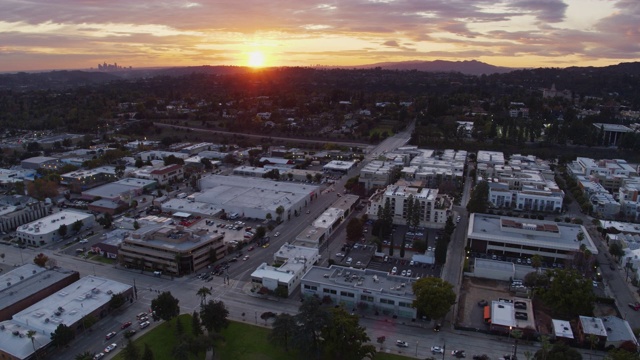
[16,210,95,246]
[301,265,418,319]
[250,243,320,296]
[467,213,598,263]
[323,160,357,174]
[197,175,319,221]
[0,275,132,360]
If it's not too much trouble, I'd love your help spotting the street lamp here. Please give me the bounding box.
[416,341,419,357]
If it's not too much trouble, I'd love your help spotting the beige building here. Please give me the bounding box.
[118,224,225,276]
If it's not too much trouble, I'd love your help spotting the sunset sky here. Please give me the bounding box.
[1,0,639,72]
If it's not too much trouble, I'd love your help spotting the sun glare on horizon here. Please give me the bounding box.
[247,51,266,68]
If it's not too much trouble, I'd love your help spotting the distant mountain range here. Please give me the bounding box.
[2,60,640,91]
[331,60,515,75]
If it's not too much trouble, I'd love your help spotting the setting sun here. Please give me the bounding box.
[247,51,266,68]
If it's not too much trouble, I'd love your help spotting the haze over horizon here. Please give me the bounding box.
[1,0,638,73]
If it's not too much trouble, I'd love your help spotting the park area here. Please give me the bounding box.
[113,314,411,360]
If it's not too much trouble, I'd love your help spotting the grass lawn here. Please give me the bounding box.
[89,254,115,265]
[215,321,413,360]
[112,314,203,360]
[110,316,412,360]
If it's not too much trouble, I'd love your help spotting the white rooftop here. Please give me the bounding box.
[552,319,574,339]
[491,300,516,327]
[17,210,94,236]
[12,276,132,336]
[579,316,607,337]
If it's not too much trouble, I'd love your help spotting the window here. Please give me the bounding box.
[399,302,412,308]
[323,288,337,294]
[360,295,374,302]
[380,298,395,305]
[340,291,354,298]
[304,284,317,291]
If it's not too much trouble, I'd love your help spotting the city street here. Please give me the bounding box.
[0,123,610,360]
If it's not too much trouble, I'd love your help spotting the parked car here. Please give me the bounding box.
[105,332,117,340]
[124,329,137,338]
[391,267,397,275]
[93,353,105,360]
[274,232,280,237]
[432,346,444,354]
[243,255,250,261]
[477,299,488,307]
[433,323,441,332]
[104,344,117,353]
[452,350,466,358]
[140,321,151,329]
[396,340,409,348]
[120,321,132,329]
[629,302,640,311]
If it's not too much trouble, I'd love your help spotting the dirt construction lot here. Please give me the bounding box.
[457,277,512,330]
[457,276,619,337]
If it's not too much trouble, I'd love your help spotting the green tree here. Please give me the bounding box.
[122,338,140,360]
[196,286,212,307]
[151,291,180,322]
[531,254,543,273]
[50,324,74,348]
[171,340,189,360]
[142,344,155,360]
[276,205,285,222]
[58,224,68,238]
[540,269,595,318]
[606,348,640,360]
[115,164,126,178]
[269,313,297,352]
[33,253,49,267]
[81,315,97,330]
[191,311,203,336]
[293,296,330,357]
[535,343,582,360]
[466,181,489,214]
[27,330,39,359]
[109,293,126,310]
[72,219,83,233]
[200,300,229,333]
[321,307,376,360]
[74,352,94,360]
[255,226,266,239]
[412,277,456,320]
[411,197,421,228]
[346,218,363,243]
[609,242,625,261]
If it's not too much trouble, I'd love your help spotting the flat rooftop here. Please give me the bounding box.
[198,175,318,212]
[18,210,94,236]
[0,265,78,310]
[552,319,574,339]
[579,316,607,337]
[469,214,598,254]
[303,265,417,298]
[12,276,132,336]
[0,320,50,359]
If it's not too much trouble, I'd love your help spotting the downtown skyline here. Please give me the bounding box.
[1,0,639,72]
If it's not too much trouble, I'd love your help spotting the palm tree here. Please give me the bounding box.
[531,254,542,273]
[27,330,39,359]
[74,352,94,360]
[196,287,212,307]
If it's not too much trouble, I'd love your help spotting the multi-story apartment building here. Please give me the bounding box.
[366,185,452,228]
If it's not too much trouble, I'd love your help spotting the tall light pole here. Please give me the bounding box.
[415,341,419,357]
